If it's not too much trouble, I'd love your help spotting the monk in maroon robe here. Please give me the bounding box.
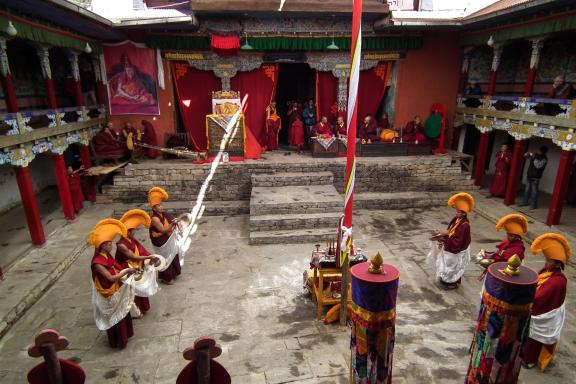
[489,143,512,197]
[68,166,84,213]
[150,204,181,284]
[313,116,333,137]
[91,242,135,349]
[403,115,425,143]
[360,115,378,142]
[548,76,574,99]
[266,101,282,151]
[92,123,124,156]
[289,115,305,152]
[486,236,525,263]
[287,101,302,125]
[141,120,158,159]
[335,116,347,136]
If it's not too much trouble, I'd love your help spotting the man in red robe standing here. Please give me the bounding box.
[489,143,512,197]
[266,101,281,151]
[67,166,84,213]
[313,116,333,137]
[522,233,570,371]
[360,115,378,142]
[477,214,527,267]
[289,115,305,152]
[403,115,425,143]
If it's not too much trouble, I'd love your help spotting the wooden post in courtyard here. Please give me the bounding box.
[37,46,58,109]
[487,45,502,96]
[523,38,543,97]
[15,167,46,246]
[0,37,19,113]
[504,139,527,206]
[546,150,575,226]
[52,154,76,221]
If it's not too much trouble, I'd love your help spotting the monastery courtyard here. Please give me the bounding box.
[0,154,574,383]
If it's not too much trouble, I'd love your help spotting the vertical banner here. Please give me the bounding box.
[104,41,160,115]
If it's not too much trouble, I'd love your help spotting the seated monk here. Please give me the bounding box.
[335,116,347,137]
[313,116,333,137]
[403,115,426,143]
[93,122,125,156]
[266,101,282,151]
[360,115,378,142]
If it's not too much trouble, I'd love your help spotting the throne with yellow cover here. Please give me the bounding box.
[206,91,245,157]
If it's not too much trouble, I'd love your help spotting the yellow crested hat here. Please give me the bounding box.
[447,192,475,213]
[148,187,168,208]
[495,214,528,236]
[531,233,572,265]
[120,209,151,231]
[88,218,127,248]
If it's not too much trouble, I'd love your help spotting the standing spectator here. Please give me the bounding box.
[489,143,512,197]
[548,75,574,99]
[520,146,548,209]
[302,99,316,139]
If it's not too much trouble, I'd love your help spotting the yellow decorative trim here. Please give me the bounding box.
[351,302,396,323]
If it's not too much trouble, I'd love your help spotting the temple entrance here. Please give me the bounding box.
[274,63,315,145]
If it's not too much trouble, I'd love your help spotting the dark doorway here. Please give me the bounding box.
[274,63,315,145]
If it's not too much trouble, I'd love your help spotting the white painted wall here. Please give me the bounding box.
[0,154,56,214]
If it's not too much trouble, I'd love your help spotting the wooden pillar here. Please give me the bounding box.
[79,145,95,202]
[68,51,84,107]
[546,150,575,226]
[474,132,491,186]
[487,45,502,96]
[92,57,106,105]
[37,46,58,109]
[15,167,46,246]
[0,37,18,113]
[458,52,470,93]
[523,39,543,97]
[504,139,527,206]
[52,154,75,221]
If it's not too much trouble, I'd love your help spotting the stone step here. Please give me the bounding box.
[250,212,342,232]
[251,171,334,187]
[250,185,342,215]
[249,227,337,245]
[111,200,249,218]
[354,191,452,210]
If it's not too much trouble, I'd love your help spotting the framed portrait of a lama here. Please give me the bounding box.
[104,41,160,115]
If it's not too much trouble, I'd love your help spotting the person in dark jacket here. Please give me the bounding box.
[521,146,548,209]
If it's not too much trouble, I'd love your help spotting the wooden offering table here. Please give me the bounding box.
[311,266,351,320]
[310,137,339,158]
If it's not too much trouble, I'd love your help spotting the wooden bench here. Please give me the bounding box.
[448,149,474,174]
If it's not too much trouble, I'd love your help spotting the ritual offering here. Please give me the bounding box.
[466,256,538,384]
[350,253,399,384]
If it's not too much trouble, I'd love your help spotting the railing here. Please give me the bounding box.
[0,105,106,167]
[455,95,576,151]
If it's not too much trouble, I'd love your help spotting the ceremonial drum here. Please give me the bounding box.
[350,262,399,384]
[466,262,537,384]
[311,136,338,157]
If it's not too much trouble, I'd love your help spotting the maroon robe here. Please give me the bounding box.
[266,112,282,151]
[489,150,511,197]
[522,269,567,365]
[92,129,124,156]
[116,237,152,313]
[28,359,86,384]
[91,251,134,349]
[548,83,574,99]
[444,216,471,254]
[491,238,525,262]
[336,122,347,136]
[150,211,181,282]
[68,173,84,213]
[287,104,302,125]
[360,119,378,141]
[314,122,333,136]
[403,121,425,143]
[379,117,390,130]
[141,120,158,159]
[289,119,305,150]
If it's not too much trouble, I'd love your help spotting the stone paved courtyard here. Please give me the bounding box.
[0,206,574,383]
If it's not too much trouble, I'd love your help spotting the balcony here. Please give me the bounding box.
[454,95,576,149]
[0,105,105,167]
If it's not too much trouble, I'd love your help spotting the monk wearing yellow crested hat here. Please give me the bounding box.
[117,209,159,315]
[427,192,473,290]
[478,214,528,267]
[89,218,137,349]
[522,233,570,371]
[148,187,181,284]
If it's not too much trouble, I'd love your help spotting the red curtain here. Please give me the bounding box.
[171,62,221,151]
[315,71,338,124]
[231,64,279,148]
[357,62,393,123]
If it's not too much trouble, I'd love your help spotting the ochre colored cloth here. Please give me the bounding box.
[522,269,567,370]
[141,120,158,158]
[68,173,84,213]
[28,359,86,384]
[444,216,471,254]
[314,122,333,136]
[403,121,425,143]
[91,251,123,298]
[289,119,305,149]
[360,119,378,141]
[492,238,525,262]
[93,129,124,155]
[490,150,511,197]
[149,211,174,247]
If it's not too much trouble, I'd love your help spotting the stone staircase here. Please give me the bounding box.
[249,172,342,244]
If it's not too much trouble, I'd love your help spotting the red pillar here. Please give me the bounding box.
[52,154,75,220]
[80,145,96,202]
[504,139,527,205]
[546,150,575,226]
[45,77,58,110]
[15,167,46,246]
[1,73,18,113]
[523,68,537,97]
[72,80,83,107]
[474,132,490,186]
[487,70,498,96]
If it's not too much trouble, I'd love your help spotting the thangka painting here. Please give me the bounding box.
[104,42,160,115]
[211,91,242,115]
[537,39,576,83]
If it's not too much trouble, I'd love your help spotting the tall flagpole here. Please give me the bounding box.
[339,0,362,326]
